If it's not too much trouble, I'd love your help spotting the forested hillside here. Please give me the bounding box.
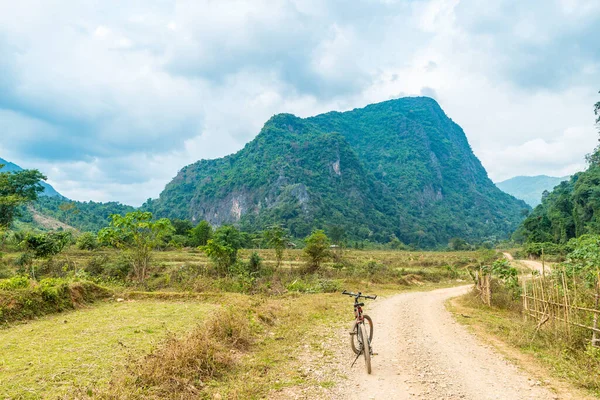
[148,97,529,247]
[515,95,600,244]
[496,175,570,207]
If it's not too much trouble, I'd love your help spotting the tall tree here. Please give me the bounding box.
[98,211,174,281]
[202,225,242,274]
[190,220,213,247]
[0,166,46,229]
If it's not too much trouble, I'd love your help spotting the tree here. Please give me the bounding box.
[587,91,600,166]
[0,167,46,229]
[21,231,72,278]
[58,202,80,226]
[449,237,469,251]
[97,211,174,281]
[171,219,193,236]
[202,225,242,274]
[328,225,346,246]
[190,220,213,247]
[264,225,288,268]
[303,230,331,272]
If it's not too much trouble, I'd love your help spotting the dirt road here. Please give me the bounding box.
[335,286,557,400]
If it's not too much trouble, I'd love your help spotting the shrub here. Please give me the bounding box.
[76,232,98,250]
[248,252,262,275]
[0,275,29,290]
[303,230,331,272]
[85,255,110,276]
[104,255,133,280]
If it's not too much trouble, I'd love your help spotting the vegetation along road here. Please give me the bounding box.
[332,286,558,400]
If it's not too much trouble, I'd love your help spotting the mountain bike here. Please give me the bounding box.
[342,290,377,374]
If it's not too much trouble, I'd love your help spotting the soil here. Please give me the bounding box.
[330,286,561,400]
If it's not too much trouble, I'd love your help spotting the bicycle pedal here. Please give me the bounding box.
[349,331,356,336]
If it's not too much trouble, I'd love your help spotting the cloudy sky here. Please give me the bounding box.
[0,0,599,206]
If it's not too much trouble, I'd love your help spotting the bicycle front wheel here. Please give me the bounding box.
[360,322,372,374]
[350,315,373,355]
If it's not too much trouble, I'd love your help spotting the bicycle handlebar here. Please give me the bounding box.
[342,290,377,300]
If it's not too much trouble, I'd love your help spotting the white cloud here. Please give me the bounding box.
[0,0,598,206]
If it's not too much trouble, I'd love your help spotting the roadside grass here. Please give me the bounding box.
[0,300,212,399]
[92,281,457,399]
[449,290,600,397]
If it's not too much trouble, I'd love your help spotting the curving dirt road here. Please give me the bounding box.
[335,286,558,400]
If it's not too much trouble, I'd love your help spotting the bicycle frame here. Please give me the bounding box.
[354,298,365,323]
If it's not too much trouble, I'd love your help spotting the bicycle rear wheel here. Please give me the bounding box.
[360,322,372,374]
[350,315,373,355]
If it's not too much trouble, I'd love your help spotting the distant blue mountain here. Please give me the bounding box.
[0,157,64,198]
[496,175,570,207]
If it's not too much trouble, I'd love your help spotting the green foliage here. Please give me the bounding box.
[448,237,469,251]
[0,275,29,290]
[522,242,570,257]
[202,225,242,274]
[76,232,98,250]
[190,220,213,247]
[562,234,600,285]
[0,167,46,228]
[248,252,262,275]
[264,225,288,267]
[516,168,600,244]
[0,278,111,324]
[22,231,72,259]
[171,219,193,236]
[97,211,174,281]
[148,97,528,248]
[303,230,331,272]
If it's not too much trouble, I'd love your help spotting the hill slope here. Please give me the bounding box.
[515,164,600,244]
[496,175,570,207]
[149,97,529,247]
[0,157,62,198]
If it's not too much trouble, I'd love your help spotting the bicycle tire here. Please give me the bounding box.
[360,322,372,374]
[350,315,373,355]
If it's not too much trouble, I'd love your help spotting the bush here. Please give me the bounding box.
[0,259,13,279]
[0,275,29,290]
[76,232,98,250]
[85,255,110,276]
[248,252,263,275]
[104,255,133,280]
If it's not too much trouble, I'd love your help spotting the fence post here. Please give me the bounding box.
[541,246,545,279]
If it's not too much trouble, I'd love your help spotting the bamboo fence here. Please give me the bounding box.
[521,269,600,347]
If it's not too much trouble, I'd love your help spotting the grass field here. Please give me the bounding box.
[0,300,212,399]
[0,247,491,398]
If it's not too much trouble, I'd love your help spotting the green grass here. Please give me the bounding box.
[0,300,212,399]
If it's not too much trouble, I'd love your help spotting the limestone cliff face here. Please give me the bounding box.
[149,97,528,246]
